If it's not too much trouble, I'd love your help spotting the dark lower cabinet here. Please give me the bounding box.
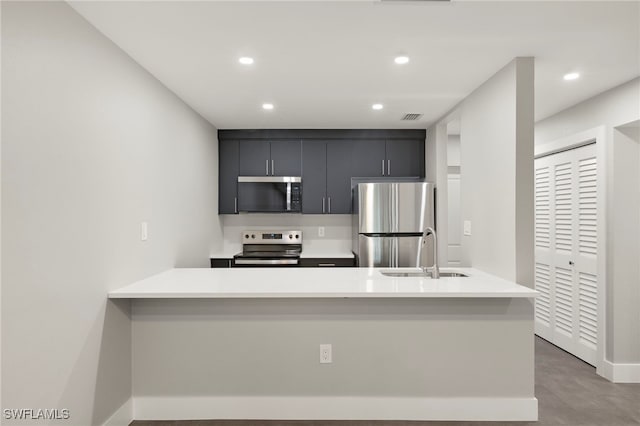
[210,258,233,268]
[212,257,355,267]
[299,257,356,267]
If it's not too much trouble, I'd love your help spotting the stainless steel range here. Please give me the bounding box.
[233,230,302,267]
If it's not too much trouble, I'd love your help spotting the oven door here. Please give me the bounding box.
[237,177,301,213]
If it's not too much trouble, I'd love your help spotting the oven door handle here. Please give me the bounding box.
[234,258,299,265]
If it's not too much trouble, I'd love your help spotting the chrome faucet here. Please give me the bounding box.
[421,227,440,279]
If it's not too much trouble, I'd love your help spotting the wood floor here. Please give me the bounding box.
[130,337,640,426]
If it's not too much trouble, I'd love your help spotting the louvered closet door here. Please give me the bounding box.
[534,143,598,366]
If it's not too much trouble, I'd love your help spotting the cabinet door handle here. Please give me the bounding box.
[234,197,238,214]
[328,197,331,213]
[272,159,275,176]
[387,160,391,176]
[382,160,385,176]
[322,197,325,214]
[265,159,269,176]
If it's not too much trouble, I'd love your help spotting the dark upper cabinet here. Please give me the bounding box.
[219,140,239,214]
[325,141,353,214]
[351,139,424,178]
[270,140,301,176]
[239,140,271,176]
[239,139,301,176]
[350,139,386,177]
[219,130,425,216]
[302,140,327,214]
[302,140,353,214]
[385,139,424,177]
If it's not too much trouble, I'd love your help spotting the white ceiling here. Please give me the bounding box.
[69,1,639,130]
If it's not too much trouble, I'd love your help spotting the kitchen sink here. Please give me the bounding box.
[380,270,468,278]
[439,272,468,277]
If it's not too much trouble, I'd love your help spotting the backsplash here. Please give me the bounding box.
[221,214,352,255]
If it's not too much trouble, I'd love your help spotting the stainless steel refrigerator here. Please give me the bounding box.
[352,181,435,267]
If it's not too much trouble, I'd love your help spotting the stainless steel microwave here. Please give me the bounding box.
[237,176,302,213]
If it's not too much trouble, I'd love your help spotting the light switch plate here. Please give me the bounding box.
[141,222,148,241]
[320,344,332,364]
[463,220,471,236]
[318,227,325,237]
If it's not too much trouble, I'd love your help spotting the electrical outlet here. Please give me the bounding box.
[318,226,325,237]
[320,344,332,364]
[463,220,471,236]
[141,222,148,241]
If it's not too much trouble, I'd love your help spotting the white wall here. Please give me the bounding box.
[131,297,535,420]
[221,215,352,255]
[458,57,534,286]
[536,78,640,364]
[425,123,449,266]
[535,79,640,145]
[446,134,462,266]
[1,2,221,424]
[447,135,461,167]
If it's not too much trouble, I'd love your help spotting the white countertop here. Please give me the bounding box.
[210,250,354,259]
[108,267,537,299]
[300,250,354,258]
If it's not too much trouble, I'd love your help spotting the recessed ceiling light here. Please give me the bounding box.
[262,103,274,110]
[563,72,580,81]
[394,56,410,65]
[372,103,384,110]
[239,57,254,65]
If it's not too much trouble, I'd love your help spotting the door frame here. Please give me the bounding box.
[535,125,607,377]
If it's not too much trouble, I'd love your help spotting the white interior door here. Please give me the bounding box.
[534,143,598,365]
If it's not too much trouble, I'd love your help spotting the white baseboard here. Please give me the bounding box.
[133,396,538,421]
[102,398,133,426]
[601,360,640,383]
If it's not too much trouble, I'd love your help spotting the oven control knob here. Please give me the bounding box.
[295,234,299,239]
[245,234,249,239]
[289,234,293,239]
[251,234,255,239]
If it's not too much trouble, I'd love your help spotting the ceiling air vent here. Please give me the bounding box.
[401,113,423,121]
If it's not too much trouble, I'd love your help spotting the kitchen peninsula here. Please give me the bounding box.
[110,267,538,422]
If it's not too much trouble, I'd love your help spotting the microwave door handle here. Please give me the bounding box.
[286,182,292,211]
